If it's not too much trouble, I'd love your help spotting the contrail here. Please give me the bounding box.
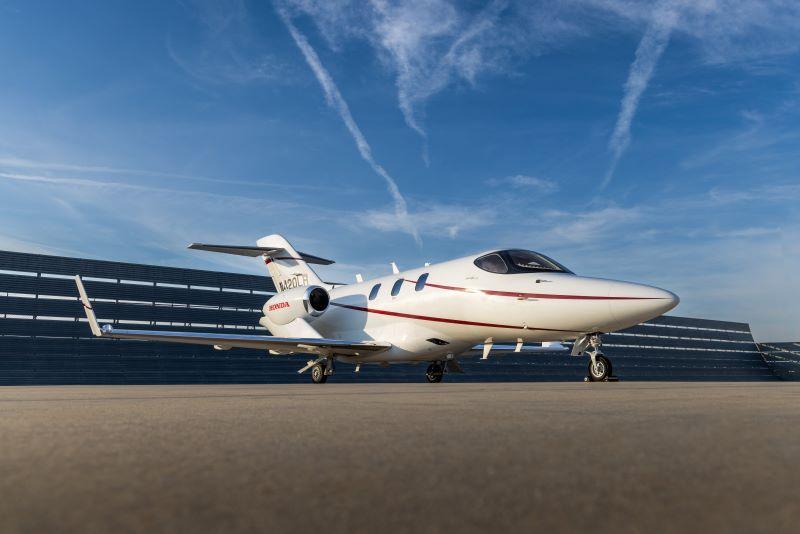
[277,7,421,245]
[603,7,679,188]
[376,0,508,167]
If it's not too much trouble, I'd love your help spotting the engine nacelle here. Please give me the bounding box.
[263,285,330,326]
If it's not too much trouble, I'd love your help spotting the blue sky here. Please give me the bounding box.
[0,0,798,340]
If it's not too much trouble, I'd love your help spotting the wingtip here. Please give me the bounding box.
[74,275,102,337]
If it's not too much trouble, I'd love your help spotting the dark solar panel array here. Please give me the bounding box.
[0,250,780,384]
[757,342,800,380]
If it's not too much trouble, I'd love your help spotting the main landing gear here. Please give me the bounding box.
[425,362,444,383]
[584,334,614,382]
[310,362,328,384]
[302,356,335,384]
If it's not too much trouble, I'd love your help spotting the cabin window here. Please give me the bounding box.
[474,253,508,274]
[415,273,429,291]
[391,279,403,296]
[368,283,381,300]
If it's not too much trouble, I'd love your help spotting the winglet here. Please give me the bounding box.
[74,276,102,337]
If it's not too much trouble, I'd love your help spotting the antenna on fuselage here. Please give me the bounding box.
[390,262,399,274]
[355,273,363,283]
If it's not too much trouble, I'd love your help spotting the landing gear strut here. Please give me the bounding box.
[585,334,613,382]
[425,362,444,383]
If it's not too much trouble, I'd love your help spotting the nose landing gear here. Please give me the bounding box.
[588,353,612,381]
[583,334,616,382]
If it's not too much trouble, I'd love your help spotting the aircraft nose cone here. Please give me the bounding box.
[655,288,680,315]
[606,282,680,327]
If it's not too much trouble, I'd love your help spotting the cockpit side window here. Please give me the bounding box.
[506,249,572,274]
[474,250,573,275]
[474,253,509,274]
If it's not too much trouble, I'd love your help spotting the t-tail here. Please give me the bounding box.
[188,234,334,293]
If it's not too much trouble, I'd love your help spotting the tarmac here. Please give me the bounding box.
[1,382,799,534]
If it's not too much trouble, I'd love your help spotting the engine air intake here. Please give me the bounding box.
[308,287,329,312]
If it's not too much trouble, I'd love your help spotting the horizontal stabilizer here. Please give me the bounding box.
[188,243,334,265]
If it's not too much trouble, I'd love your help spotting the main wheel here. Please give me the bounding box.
[311,363,328,384]
[425,363,444,383]
[588,355,611,382]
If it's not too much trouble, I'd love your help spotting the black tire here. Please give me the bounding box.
[425,363,444,383]
[588,355,611,382]
[311,363,328,384]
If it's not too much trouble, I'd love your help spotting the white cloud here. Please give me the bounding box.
[707,183,800,205]
[276,6,421,246]
[361,202,496,239]
[714,227,782,239]
[0,155,340,191]
[169,0,284,85]
[589,0,800,185]
[541,205,644,244]
[487,174,558,193]
[679,109,800,170]
[281,1,800,171]
[283,0,580,161]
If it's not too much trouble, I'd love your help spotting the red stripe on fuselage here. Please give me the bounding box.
[405,280,665,300]
[330,303,578,332]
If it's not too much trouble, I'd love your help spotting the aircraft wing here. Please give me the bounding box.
[74,276,389,357]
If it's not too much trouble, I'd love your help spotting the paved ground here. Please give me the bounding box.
[1,382,799,534]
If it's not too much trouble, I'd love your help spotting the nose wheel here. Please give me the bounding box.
[584,334,615,382]
[425,362,444,383]
[588,354,612,381]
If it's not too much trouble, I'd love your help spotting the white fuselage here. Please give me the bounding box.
[262,252,679,364]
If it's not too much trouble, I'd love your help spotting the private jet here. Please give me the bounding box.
[75,234,679,383]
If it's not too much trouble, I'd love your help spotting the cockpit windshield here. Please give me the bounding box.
[474,249,573,274]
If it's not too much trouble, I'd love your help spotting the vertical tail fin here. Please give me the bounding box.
[256,234,326,292]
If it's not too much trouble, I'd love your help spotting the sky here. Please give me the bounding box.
[0,0,798,340]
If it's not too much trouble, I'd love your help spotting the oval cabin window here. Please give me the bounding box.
[415,273,429,291]
[391,279,403,296]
